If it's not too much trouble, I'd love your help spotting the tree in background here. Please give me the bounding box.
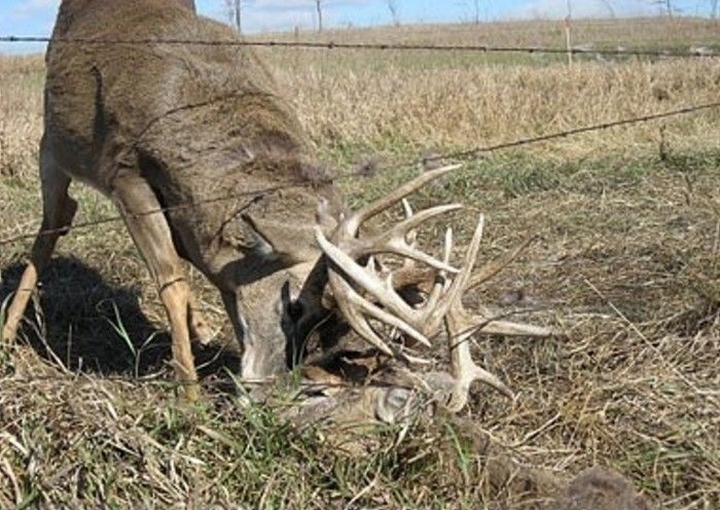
[316,0,323,32]
[387,0,400,26]
[598,0,615,17]
[224,0,241,32]
[711,0,718,18]
[650,0,675,17]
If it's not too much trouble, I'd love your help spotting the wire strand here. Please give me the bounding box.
[1,100,718,247]
[0,35,717,59]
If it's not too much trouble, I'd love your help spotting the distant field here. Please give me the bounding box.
[1,17,719,508]
[2,17,719,178]
[258,16,720,51]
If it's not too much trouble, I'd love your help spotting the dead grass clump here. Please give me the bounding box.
[0,55,43,181]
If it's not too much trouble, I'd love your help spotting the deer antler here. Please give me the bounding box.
[315,164,489,356]
[399,208,553,410]
[315,164,554,410]
[378,209,524,405]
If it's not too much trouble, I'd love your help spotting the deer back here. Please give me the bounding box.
[45,0,342,280]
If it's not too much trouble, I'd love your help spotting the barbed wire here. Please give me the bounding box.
[420,100,720,164]
[1,100,718,248]
[0,35,717,58]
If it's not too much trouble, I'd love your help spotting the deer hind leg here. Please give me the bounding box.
[111,172,199,401]
[2,147,77,343]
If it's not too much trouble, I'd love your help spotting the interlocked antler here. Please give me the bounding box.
[398,202,553,410]
[315,164,553,411]
[315,164,471,356]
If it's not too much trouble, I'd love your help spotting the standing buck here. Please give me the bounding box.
[2,0,549,404]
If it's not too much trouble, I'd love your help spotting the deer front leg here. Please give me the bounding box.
[2,145,77,343]
[111,173,198,401]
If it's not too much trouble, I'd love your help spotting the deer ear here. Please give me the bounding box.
[241,213,319,264]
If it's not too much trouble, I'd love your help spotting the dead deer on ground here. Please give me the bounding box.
[1,0,550,403]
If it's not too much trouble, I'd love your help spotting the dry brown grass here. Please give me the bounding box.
[260,17,719,160]
[1,17,719,508]
[0,55,43,181]
[280,57,719,160]
[260,17,719,53]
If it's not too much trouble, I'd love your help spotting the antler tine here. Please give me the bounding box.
[435,217,517,409]
[325,262,437,367]
[474,318,554,337]
[334,164,461,241]
[422,214,486,336]
[441,307,553,410]
[316,226,432,347]
[350,203,463,274]
[423,227,453,315]
[401,199,417,271]
[445,304,514,411]
[402,198,414,223]
[438,226,554,409]
[315,196,335,230]
[327,270,415,355]
[443,298,553,411]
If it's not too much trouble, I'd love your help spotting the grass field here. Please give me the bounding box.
[1,16,720,508]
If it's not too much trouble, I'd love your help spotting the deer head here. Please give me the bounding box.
[2,0,552,408]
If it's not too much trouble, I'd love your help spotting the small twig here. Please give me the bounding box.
[468,235,536,291]
[512,412,562,447]
[712,218,720,259]
[0,455,21,506]
[343,470,380,510]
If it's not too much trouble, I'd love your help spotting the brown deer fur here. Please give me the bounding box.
[2,0,343,399]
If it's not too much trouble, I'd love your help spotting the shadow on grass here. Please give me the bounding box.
[0,256,240,380]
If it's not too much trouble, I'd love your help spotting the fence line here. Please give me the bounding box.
[420,100,720,165]
[0,35,717,59]
[0,100,718,248]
